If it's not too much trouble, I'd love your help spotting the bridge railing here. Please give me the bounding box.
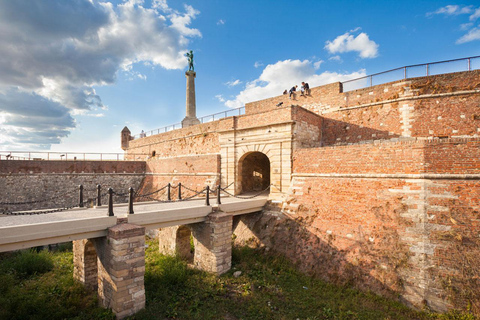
[341,55,480,92]
[0,182,270,216]
[0,151,148,161]
[131,106,245,139]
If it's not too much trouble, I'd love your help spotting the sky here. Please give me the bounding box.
[0,0,479,154]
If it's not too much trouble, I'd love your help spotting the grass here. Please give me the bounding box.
[0,240,477,320]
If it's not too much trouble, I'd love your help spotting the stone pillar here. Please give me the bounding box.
[96,224,146,319]
[73,239,98,290]
[191,211,233,275]
[182,71,200,127]
[157,226,179,256]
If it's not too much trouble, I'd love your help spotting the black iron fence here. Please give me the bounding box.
[0,151,148,161]
[0,182,269,216]
[342,55,480,92]
[131,106,245,139]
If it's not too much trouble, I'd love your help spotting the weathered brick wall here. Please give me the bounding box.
[136,154,220,201]
[0,160,146,212]
[234,138,480,313]
[244,71,480,146]
[292,106,323,149]
[125,120,232,159]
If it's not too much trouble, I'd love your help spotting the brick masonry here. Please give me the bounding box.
[119,70,480,314]
[137,154,220,201]
[0,160,146,212]
[97,223,146,319]
[4,70,480,316]
[157,211,234,275]
[234,138,479,313]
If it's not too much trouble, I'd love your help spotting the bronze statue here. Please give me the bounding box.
[185,50,194,71]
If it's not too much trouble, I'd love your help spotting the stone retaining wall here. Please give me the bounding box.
[0,160,145,212]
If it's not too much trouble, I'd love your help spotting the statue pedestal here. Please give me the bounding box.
[183,71,200,128]
[182,116,200,127]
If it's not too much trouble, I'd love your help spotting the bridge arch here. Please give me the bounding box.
[238,151,271,194]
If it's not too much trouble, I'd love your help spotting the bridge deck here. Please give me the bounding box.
[0,196,268,253]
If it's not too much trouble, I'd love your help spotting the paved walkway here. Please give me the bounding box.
[0,196,268,227]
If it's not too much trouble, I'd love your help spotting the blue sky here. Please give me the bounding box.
[0,0,479,153]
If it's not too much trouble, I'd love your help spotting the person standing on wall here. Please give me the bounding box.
[289,85,297,99]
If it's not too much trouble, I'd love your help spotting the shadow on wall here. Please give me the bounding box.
[321,117,401,147]
[231,206,438,313]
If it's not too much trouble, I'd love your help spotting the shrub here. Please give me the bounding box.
[11,249,54,278]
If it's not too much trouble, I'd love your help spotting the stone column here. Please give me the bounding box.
[73,239,98,290]
[182,71,200,127]
[157,226,178,256]
[191,211,233,275]
[96,223,146,319]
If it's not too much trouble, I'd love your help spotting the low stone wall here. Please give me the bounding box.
[0,160,145,212]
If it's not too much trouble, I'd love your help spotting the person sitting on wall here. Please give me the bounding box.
[289,85,297,99]
[301,81,310,96]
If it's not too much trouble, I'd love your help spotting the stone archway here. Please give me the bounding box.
[238,152,271,194]
[176,226,194,263]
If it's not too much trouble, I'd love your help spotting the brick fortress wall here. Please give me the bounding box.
[0,160,146,212]
[137,154,221,201]
[121,70,479,313]
[245,70,480,145]
[233,138,480,312]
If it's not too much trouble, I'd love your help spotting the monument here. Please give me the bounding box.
[182,50,200,127]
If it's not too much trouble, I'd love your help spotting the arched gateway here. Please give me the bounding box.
[238,152,271,194]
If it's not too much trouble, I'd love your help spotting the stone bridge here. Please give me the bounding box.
[0,196,268,319]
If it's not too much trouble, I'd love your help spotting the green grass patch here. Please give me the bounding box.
[0,240,477,320]
[0,248,114,320]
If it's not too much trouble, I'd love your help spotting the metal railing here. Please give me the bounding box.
[132,106,245,139]
[131,55,480,139]
[0,151,147,161]
[1,181,268,216]
[342,55,480,92]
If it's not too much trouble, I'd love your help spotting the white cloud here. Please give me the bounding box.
[328,55,342,62]
[325,31,379,59]
[426,5,480,44]
[224,59,366,109]
[427,5,472,17]
[225,79,242,87]
[456,26,480,43]
[215,94,225,103]
[460,22,474,30]
[217,19,225,25]
[313,60,324,70]
[254,61,264,68]
[470,8,480,20]
[0,0,201,150]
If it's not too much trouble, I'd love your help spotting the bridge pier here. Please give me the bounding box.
[73,239,98,290]
[73,223,146,319]
[191,211,233,274]
[72,209,239,318]
[158,211,233,275]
